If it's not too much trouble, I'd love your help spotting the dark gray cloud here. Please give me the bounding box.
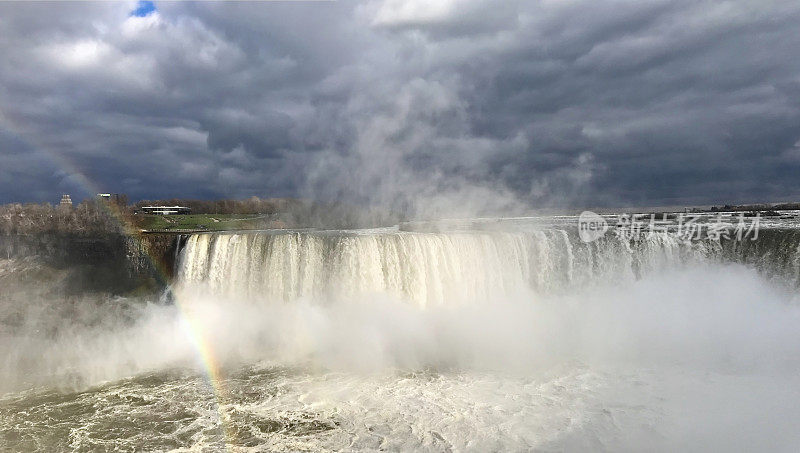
[1,0,799,214]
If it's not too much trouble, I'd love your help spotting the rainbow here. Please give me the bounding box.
[0,109,237,448]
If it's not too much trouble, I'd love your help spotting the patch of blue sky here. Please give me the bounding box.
[131,1,156,18]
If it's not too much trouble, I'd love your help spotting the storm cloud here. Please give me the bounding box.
[1,0,799,214]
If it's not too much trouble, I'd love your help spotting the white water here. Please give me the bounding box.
[4,226,800,451]
[176,229,723,307]
[169,228,800,450]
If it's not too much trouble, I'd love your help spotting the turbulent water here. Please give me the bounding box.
[3,217,800,451]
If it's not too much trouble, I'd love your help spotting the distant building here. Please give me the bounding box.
[59,194,73,207]
[96,193,128,206]
[139,206,191,215]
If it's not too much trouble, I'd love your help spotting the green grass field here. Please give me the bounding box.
[134,214,273,231]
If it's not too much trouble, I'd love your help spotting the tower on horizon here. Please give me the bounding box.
[59,194,72,207]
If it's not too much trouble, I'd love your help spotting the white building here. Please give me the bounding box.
[139,206,191,215]
[59,194,72,207]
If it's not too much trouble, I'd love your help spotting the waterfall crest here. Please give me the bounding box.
[174,228,795,307]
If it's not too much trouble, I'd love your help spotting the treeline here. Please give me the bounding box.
[0,197,401,234]
[0,201,125,235]
[709,202,800,212]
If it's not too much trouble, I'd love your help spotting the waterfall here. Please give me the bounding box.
[173,227,800,307]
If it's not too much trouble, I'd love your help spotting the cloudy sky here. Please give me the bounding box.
[1,0,799,213]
